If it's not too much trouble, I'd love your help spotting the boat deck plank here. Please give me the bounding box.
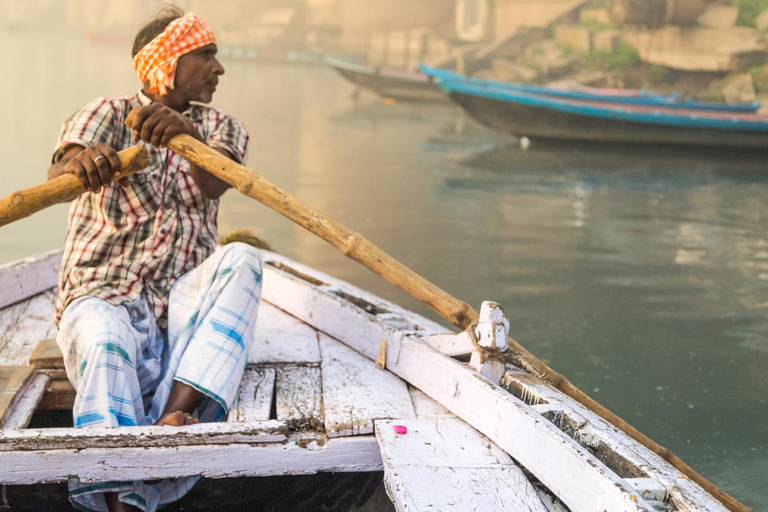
[386,465,548,512]
[376,418,548,512]
[250,302,320,365]
[376,417,512,467]
[276,366,322,430]
[319,333,414,438]
[229,367,275,423]
[408,386,454,419]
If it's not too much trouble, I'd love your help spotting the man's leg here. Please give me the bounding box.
[57,296,173,512]
[153,242,263,423]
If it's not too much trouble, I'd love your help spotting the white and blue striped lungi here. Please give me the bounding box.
[56,243,263,512]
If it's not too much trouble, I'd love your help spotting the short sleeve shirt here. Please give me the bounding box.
[53,91,249,328]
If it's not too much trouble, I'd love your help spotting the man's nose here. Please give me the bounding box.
[213,58,225,75]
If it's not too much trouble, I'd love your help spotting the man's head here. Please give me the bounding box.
[132,8,224,110]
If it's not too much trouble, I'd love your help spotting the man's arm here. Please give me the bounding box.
[130,103,232,200]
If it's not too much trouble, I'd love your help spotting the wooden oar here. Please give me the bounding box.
[125,107,752,512]
[0,146,150,228]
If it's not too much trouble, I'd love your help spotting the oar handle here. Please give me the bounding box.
[0,145,150,228]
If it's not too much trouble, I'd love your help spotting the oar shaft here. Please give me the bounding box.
[175,132,478,328]
[0,146,150,228]
[125,108,751,512]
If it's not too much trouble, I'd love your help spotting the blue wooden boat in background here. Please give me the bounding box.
[421,64,761,113]
[436,78,768,149]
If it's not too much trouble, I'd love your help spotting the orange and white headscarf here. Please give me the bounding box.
[132,12,216,96]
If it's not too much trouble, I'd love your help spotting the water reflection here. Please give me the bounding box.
[431,139,768,508]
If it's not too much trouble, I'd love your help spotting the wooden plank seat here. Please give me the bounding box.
[28,338,63,369]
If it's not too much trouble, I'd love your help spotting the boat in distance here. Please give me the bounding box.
[420,64,762,113]
[0,247,747,511]
[436,78,768,149]
[325,57,446,102]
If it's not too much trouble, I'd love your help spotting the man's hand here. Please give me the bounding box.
[61,144,123,194]
[130,103,203,148]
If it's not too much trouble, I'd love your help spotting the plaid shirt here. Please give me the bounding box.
[53,91,249,329]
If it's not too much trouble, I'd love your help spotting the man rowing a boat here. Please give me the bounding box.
[46,7,261,512]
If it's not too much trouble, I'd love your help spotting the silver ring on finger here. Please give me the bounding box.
[93,155,106,165]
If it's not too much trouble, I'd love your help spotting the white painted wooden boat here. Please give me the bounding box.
[0,249,730,511]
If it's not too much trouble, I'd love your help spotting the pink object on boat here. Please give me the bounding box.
[392,425,407,434]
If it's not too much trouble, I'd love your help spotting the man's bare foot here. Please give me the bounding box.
[155,410,199,426]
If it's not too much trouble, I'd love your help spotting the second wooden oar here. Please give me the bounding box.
[125,107,752,512]
[0,145,151,228]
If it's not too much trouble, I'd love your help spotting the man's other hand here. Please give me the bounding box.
[63,144,123,194]
[131,103,202,148]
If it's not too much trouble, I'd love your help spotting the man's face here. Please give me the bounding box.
[172,43,224,104]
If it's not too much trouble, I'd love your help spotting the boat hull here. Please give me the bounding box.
[331,64,446,102]
[450,91,768,149]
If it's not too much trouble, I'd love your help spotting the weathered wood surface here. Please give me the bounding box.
[386,465,548,512]
[260,252,449,337]
[276,366,322,430]
[2,372,50,430]
[0,146,150,229]
[319,333,414,438]
[376,418,548,512]
[259,265,658,512]
[468,301,509,382]
[408,387,453,419]
[0,420,287,451]
[0,365,34,427]
[29,338,64,369]
[424,331,475,357]
[228,367,275,423]
[501,368,727,512]
[626,478,668,503]
[0,249,60,310]
[0,432,382,484]
[537,490,569,512]
[249,302,321,365]
[376,418,512,467]
[0,290,58,366]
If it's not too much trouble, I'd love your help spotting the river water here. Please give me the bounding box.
[1,27,766,510]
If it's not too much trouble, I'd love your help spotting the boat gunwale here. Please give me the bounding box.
[420,64,762,113]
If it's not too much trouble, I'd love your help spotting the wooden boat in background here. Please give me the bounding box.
[0,248,735,511]
[436,78,768,149]
[421,64,762,113]
[325,57,446,102]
